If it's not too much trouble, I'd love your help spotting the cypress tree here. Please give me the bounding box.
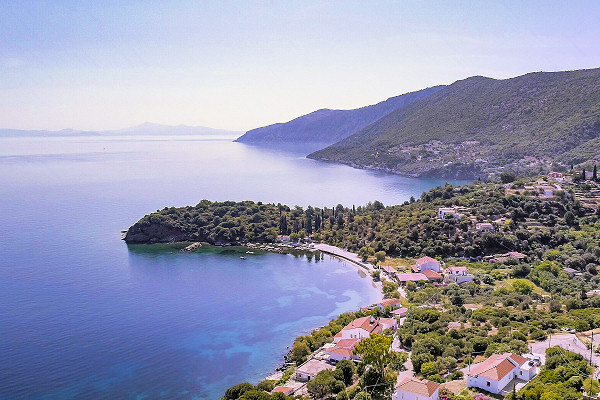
[593,164,598,181]
[582,168,586,181]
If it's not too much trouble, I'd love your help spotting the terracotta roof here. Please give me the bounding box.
[396,378,440,397]
[396,272,428,282]
[329,347,354,358]
[447,266,467,272]
[342,317,382,334]
[467,354,518,381]
[422,270,443,280]
[379,318,397,326]
[392,307,408,316]
[377,298,400,307]
[411,264,421,272]
[335,338,361,348]
[272,387,293,395]
[297,359,335,376]
[508,353,528,366]
[416,256,439,266]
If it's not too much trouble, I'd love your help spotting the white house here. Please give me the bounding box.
[438,207,462,220]
[379,318,398,331]
[393,378,440,400]
[325,338,361,362]
[445,266,474,284]
[466,353,538,394]
[413,256,441,272]
[333,316,382,343]
[374,298,402,310]
[295,359,335,382]
[475,222,493,233]
[392,307,408,318]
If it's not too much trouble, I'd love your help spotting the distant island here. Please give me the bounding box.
[236,67,600,180]
[0,122,242,137]
[126,171,600,400]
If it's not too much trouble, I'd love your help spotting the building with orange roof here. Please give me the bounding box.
[466,353,538,394]
[393,377,440,400]
[422,270,443,282]
[271,386,294,396]
[333,316,383,343]
[412,256,441,272]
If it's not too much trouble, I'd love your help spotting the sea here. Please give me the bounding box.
[0,134,464,399]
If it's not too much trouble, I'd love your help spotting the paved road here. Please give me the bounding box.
[530,333,600,378]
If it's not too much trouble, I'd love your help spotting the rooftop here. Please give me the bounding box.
[396,378,440,396]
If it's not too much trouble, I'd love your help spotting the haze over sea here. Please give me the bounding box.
[0,135,463,400]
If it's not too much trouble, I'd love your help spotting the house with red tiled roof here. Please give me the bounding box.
[325,338,362,362]
[374,298,402,310]
[466,353,538,394]
[422,270,443,282]
[271,386,294,396]
[393,378,440,400]
[413,256,441,272]
[333,316,382,343]
[396,273,428,284]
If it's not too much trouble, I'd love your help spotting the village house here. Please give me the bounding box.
[445,266,474,284]
[564,267,583,278]
[548,171,564,181]
[475,222,493,233]
[393,378,440,400]
[392,307,408,318]
[379,317,398,331]
[324,338,361,362]
[374,298,402,310]
[587,289,600,297]
[412,256,441,272]
[437,207,462,220]
[271,387,294,396]
[295,359,335,382]
[396,272,428,284]
[422,270,443,282]
[333,316,382,343]
[381,265,397,277]
[466,353,538,395]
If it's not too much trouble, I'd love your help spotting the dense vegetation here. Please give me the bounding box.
[235,87,443,146]
[126,178,600,284]
[309,68,600,179]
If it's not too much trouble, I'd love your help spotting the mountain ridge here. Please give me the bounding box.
[308,67,600,179]
[235,86,445,145]
[0,123,241,137]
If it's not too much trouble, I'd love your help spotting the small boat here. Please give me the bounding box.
[246,251,254,254]
[240,256,247,260]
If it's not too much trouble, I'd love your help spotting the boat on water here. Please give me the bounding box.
[240,256,247,260]
[246,251,254,254]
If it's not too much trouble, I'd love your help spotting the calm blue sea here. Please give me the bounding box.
[0,135,463,399]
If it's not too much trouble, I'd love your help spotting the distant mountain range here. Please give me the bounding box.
[0,122,241,137]
[235,86,444,146]
[237,67,600,179]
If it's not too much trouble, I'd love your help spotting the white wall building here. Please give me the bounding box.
[466,353,538,394]
[333,316,382,343]
[445,266,474,284]
[413,256,441,272]
[393,378,440,400]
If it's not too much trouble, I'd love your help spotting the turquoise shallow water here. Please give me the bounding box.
[0,135,464,399]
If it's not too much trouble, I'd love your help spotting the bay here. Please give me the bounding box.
[0,135,464,399]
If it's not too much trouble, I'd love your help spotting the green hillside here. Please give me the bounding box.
[309,68,600,179]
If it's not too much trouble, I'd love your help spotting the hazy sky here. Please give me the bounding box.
[2,1,600,131]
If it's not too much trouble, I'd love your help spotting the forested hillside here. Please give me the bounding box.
[309,68,600,179]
